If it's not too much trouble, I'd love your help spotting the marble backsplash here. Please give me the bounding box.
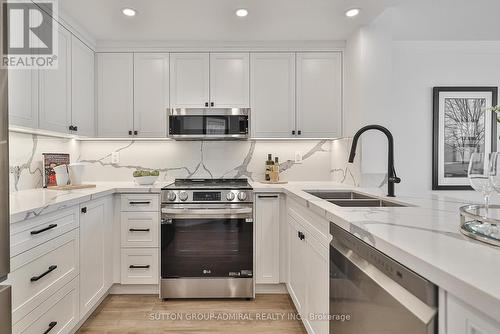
[9,131,360,192]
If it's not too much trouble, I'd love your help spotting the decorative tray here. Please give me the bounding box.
[459,204,500,247]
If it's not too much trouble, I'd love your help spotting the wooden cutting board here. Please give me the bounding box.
[48,184,97,190]
[260,181,288,184]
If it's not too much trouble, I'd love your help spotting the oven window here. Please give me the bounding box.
[162,218,253,278]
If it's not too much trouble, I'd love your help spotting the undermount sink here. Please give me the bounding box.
[305,190,409,208]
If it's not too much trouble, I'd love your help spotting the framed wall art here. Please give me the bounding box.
[432,87,498,190]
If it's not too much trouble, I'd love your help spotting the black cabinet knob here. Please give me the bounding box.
[298,130,302,135]
[134,130,138,135]
[81,207,87,214]
[129,130,133,136]
[74,126,78,132]
[210,102,214,107]
[292,130,296,135]
[205,102,209,107]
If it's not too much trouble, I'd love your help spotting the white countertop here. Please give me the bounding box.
[10,180,500,321]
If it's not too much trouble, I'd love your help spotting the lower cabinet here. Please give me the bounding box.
[287,205,329,334]
[445,292,500,334]
[120,248,159,285]
[79,197,113,318]
[255,194,281,284]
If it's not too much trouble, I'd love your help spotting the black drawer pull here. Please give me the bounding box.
[30,224,57,235]
[129,201,151,205]
[31,265,57,282]
[129,265,150,269]
[43,321,58,334]
[129,228,150,232]
[258,195,279,198]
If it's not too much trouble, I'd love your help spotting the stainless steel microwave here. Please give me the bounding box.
[168,108,250,140]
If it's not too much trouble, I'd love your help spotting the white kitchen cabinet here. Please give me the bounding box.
[210,53,249,108]
[120,248,159,285]
[71,36,95,136]
[8,69,38,128]
[134,53,169,138]
[38,25,72,133]
[255,194,281,284]
[250,53,296,138]
[97,53,134,137]
[445,293,500,334]
[296,52,342,138]
[79,197,113,318]
[170,53,210,108]
[121,211,159,248]
[288,215,308,314]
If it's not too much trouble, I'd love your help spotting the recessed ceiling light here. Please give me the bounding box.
[345,8,360,17]
[122,8,137,17]
[235,8,248,17]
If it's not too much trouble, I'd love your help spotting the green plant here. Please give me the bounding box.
[488,105,500,122]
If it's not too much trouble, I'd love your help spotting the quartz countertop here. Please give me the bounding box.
[10,180,500,321]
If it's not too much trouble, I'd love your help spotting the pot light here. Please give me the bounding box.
[345,8,360,17]
[122,8,137,17]
[235,8,248,17]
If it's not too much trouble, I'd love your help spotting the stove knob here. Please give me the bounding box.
[226,192,236,201]
[179,191,189,202]
[166,191,177,202]
[237,191,247,201]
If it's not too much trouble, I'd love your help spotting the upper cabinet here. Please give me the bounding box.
[296,52,342,138]
[8,69,38,129]
[210,53,249,108]
[71,36,95,137]
[134,53,169,138]
[251,53,296,138]
[97,53,134,138]
[169,53,210,108]
[38,25,72,133]
[169,52,250,109]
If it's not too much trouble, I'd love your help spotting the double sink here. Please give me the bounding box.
[306,191,409,207]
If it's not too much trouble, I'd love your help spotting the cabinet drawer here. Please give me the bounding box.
[121,248,158,285]
[120,194,159,212]
[13,278,79,334]
[10,207,79,257]
[7,230,79,324]
[121,212,159,248]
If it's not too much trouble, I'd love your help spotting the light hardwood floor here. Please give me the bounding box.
[77,294,307,334]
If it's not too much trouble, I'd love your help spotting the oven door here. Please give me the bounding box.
[168,108,249,140]
[161,204,253,279]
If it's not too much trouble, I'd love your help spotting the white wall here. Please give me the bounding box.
[345,0,500,193]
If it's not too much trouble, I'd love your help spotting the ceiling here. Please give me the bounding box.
[59,0,398,42]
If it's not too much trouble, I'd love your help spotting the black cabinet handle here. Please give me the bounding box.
[292,130,296,135]
[43,321,58,334]
[134,130,138,135]
[297,231,305,241]
[68,125,74,131]
[129,228,151,232]
[31,265,57,282]
[298,130,302,135]
[129,201,151,205]
[129,265,150,269]
[74,126,78,132]
[30,224,57,235]
[129,130,133,135]
[81,207,87,214]
[210,102,214,107]
[258,195,279,198]
[205,102,209,107]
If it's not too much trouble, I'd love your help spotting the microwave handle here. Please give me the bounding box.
[333,240,437,325]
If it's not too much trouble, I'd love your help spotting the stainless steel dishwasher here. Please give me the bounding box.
[330,224,438,334]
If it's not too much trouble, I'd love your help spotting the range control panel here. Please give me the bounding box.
[162,189,253,203]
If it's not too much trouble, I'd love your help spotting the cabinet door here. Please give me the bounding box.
[296,52,342,138]
[97,53,134,137]
[71,36,95,137]
[210,53,249,108]
[79,199,106,318]
[170,53,209,108]
[250,53,295,138]
[8,69,38,128]
[306,236,329,334]
[447,294,500,334]
[38,25,72,133]
[287,216,307,315]
[134,53,169,137]
[255,194,280,284]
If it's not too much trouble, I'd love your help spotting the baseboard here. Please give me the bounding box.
[255,283,288,294]
[110,283,159,295]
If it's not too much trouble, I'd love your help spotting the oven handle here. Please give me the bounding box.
[333,240,437,326]
[161,207,253,219]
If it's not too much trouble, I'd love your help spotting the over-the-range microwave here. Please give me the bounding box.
[168,108,249,140]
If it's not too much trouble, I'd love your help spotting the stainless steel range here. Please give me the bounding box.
[160,179,254,299]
